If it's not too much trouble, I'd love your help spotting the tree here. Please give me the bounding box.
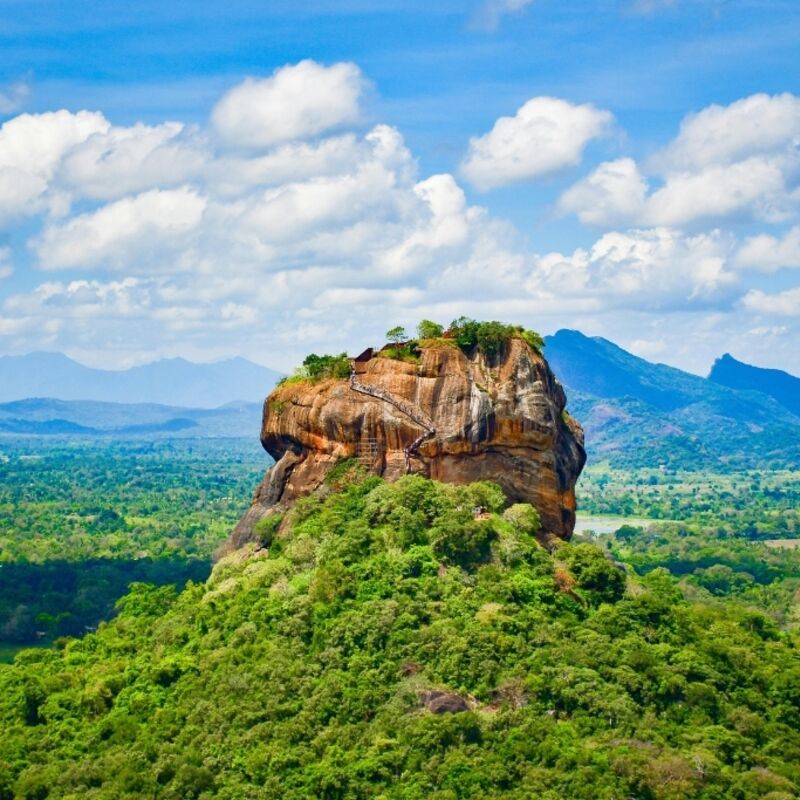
[447,316,480,349]
[476,320,509,358]
[417,320,444,340]
[386,325,407,344]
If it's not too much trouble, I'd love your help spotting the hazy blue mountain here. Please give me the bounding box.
[709,353,800,417]
[544,329,800,469]
[0,352,281,407]
[0,398,263,438]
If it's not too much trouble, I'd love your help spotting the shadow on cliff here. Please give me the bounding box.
[0,556,210,647]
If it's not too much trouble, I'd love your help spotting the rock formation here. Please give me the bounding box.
[225,337,585,554]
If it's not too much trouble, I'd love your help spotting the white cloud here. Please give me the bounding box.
[642,156,789,227]
[461,97,613,191]
[207,134,365,195]
[0,109,109,223]
[736,226,800,271]
[58,122,207,201]
[0,80,30,115]
[211,60,366,150]
[5,277,147,318]
[560,93,800,229]
[0,71,797,375]
[742,287,800,317]
[534,227,736,309]
[0,110,109,177]
[557,158,648,226]
[656,93,800,171]
[35,188,206,270]
[473,0,535,31]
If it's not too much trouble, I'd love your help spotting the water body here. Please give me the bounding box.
[573,516,664,535]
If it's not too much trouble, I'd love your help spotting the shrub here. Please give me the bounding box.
[376,344,420,364]
[445,317,545,357]
[253,514,283,547]
[324,458,367,490]
[287,353,351,382]
[503,503,541,536]
[561,543,627,605]
[417,319,444,339]
[430,515,496,568]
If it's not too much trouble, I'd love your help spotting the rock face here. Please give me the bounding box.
[225,338,585,554]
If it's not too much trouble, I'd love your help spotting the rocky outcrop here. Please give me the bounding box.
[225,338,585,555]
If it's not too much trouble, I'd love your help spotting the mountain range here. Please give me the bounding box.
[0,398,263,438]
[709,352,800,417]
[544,329,800,469]
[0,352,281,408]
[1,336,798,469]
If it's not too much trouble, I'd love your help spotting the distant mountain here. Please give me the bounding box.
[0,352,281,407]
[0,398,263,438]
[544,329,800,469]
[709,353,800,417]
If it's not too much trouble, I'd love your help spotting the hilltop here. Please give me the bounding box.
[228,321,585,555]
[709,353,800,417]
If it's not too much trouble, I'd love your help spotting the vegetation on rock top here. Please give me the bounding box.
[279,319,547,387]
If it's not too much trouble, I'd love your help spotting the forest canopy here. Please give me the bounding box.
[1,473,799,799]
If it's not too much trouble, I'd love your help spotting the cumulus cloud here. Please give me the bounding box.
[0,109,109,223]
[35,188,206,270]
[211,60,366,150]
[642,156,789,227]
[655,93,800,172]
[4,277,147,319]
[57,122,207,201]
[461,97,613,191]
[560,93,800,229]
[736,226,800,271]
[207,134,366,195]
[557,158,648,226]
[742,287,800,317]
[0,66,797,374]
[533,227,736,310]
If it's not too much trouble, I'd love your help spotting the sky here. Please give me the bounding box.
[0,0,799,375]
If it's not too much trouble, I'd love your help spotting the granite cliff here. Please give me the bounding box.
[225,337,585,554]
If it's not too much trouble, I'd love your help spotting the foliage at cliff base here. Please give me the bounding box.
[2,475,799,800]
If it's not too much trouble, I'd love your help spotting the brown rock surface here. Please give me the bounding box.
[225,338,585,555]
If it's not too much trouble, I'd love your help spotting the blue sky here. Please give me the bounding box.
[1,0,799,373]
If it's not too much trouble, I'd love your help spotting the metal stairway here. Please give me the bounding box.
[349,367,436,472]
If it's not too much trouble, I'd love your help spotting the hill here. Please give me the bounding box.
[0,398,262,438]
[544,330,800,469]
[231,332,584,553]
[0,352,281,407]
[709,353,800,417]
[1,474,799,799]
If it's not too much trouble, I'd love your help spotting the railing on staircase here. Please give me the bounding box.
[349,366,436,473]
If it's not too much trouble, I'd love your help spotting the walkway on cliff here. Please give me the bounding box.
[349,366,436,472]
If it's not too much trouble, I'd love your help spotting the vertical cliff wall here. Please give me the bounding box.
[226,338,585,554]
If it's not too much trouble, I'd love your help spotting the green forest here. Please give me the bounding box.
[0,438,268,647]
[1,464,799,799]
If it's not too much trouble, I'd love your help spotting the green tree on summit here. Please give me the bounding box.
[417,319,444,339]
[386,325,407,344]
